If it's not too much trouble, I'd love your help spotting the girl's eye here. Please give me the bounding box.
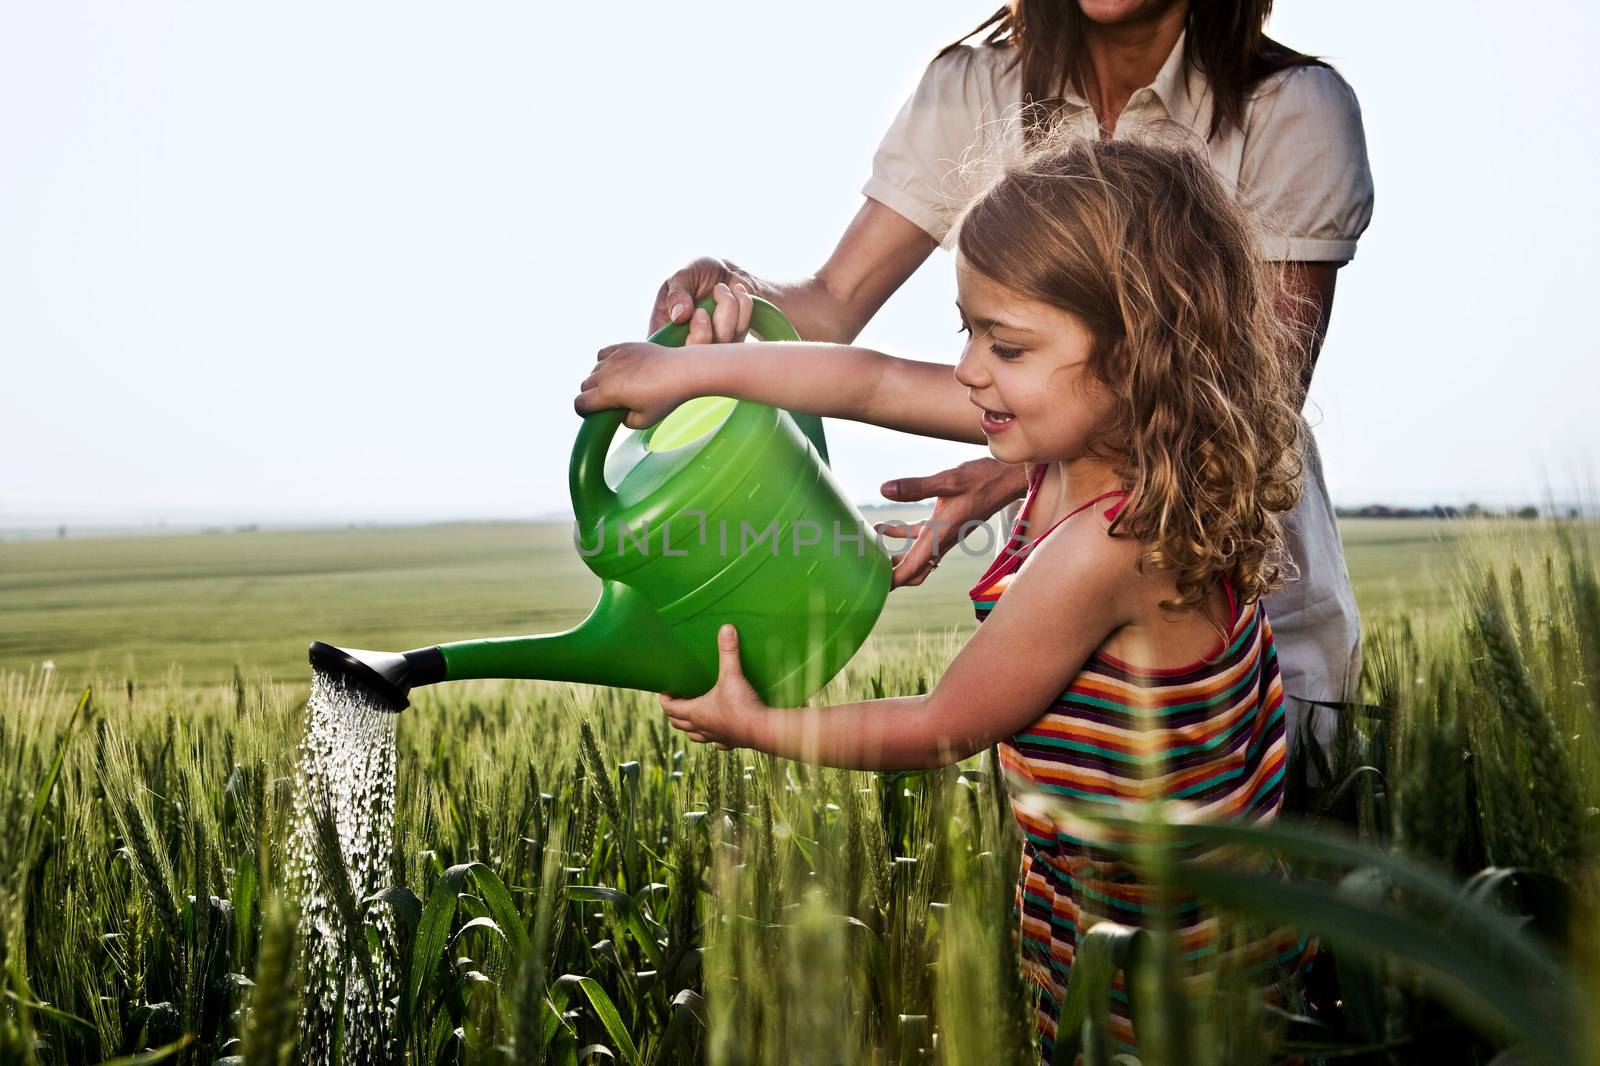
[957,318,1020,359]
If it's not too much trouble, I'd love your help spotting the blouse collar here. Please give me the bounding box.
[1057,29,1203,130]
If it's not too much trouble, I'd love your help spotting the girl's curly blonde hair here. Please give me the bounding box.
[956,137,1309,612]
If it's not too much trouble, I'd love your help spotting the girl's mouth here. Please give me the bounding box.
[981,408,1016,434]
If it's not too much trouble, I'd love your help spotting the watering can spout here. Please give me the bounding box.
[429,581,712,694]
[306,641,444,712]
[309,582,714,711]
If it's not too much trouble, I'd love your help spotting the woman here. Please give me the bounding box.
[646,0,1373,754]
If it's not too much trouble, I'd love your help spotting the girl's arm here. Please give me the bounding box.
[696,339,985,445]
[663,518,1134,770]
[575,335,986,446]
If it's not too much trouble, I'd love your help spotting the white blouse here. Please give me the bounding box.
[860,32,1375,738]
[863,32,1374,262]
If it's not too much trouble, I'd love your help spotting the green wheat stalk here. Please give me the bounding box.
[241,896,300,1066]
[1472,570,1580,866]
[580,718,625,829]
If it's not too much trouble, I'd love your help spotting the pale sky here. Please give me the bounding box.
[2,2,1596,528]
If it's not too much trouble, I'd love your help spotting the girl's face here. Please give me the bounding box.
[953,253,1117,467]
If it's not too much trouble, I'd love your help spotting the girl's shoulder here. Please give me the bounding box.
[1021,492,1234,614]
[1023,508,1242,673]
[1016,497,1146,609]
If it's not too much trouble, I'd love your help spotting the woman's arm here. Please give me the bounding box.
[1241,65,1368,398]
[663,518,1132,770]
[1277,262,1337,402]
[576,337,987,446]
[651,199,938,344]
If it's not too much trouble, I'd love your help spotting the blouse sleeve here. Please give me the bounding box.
[861,47,997,249]
[1239,65,1375,263]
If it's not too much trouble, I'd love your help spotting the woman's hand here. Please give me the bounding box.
[687,281,753,344]
[652,262,759,343]
[660,624,769,750]
[875,457,1031,588]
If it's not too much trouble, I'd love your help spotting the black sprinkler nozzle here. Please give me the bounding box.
[307,641,446,713]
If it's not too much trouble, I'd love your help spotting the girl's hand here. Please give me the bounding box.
[574,340,688,430]
[574,282,753,430]
[660,624,768,749]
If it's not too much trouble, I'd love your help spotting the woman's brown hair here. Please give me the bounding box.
[955,137,1308,611]
[938,1,1322,140]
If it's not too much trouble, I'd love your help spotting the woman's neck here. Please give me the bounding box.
[1078,2,1188,136]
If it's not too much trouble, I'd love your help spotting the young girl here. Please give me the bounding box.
[575,139,1309,1059]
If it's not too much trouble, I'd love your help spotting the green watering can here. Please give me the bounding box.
[309,297,892,711]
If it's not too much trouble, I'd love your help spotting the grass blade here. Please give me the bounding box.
[26,687,89,854]
[1178,861,1574,1063]
[91,1034,194,1066]
[554,975,640,1066]
[568,885,665,966]
[467,863,529,957]
[407,862,476,1014]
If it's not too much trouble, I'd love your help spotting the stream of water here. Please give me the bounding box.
[287,668,401,1065]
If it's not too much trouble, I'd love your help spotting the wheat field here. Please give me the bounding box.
[0,516,1594,1064]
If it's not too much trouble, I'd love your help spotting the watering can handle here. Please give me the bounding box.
[570,296,829,526]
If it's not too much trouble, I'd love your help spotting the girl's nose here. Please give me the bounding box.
[954,344,985,388]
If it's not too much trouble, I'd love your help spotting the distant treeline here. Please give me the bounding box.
[1334,503,1572,519]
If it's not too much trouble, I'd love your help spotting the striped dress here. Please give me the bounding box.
[968,465,1307,1061]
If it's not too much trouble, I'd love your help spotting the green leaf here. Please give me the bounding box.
[28,687,89,854]
[657,988,707,1060]
[466,863,529,958]
[368,884,422,941]
[2,989,93,1032]
[1328,870,1388,1047]
[553,1028,581,1066]
[448,915,507,954]
[1178,860,1575,1064]
[230,861,257,960]
[568,885,665,966]
[91,1033,194,1065]
[1458,866,1524,912]
[553,975,640,1066]
[1051,923,1145,1066]
[1056,809,1566,991]
[1039,807,1582,1062]
[407,862,477,1014]
[541,996,568,1051]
